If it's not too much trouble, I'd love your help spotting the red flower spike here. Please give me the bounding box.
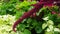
[40,0,60,7]
[13,3,43,32]
[24,12,36,18]
[31,13,36,18]
[13,0,60,32]
[30,13,36,18]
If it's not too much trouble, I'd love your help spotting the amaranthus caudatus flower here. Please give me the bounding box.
[13,0,60,32]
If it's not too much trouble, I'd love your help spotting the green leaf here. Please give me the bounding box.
[54,31,59,34]
[57,24,60,28]
[24,29,31,34]
[43,16,49,21]
[27,18,32,23]
[54,28,60,32]
[42,23,47,29]
[32,19,38,27]
[47,20,54,26]
[45,31,53,34]
[53,6,59,12]
[35,26,42,33]
[17,24,26,31]
[49,14,57,23]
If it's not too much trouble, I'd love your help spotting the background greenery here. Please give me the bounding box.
[0,0,60,34]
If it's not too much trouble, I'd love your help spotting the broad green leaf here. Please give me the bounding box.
[23,29,31,34]
[27,18,32,23]
[54,28,60,32]
[42,23,47,29]
[35,26,42,33]
[17,24,26,31]
[47,20,54,26]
